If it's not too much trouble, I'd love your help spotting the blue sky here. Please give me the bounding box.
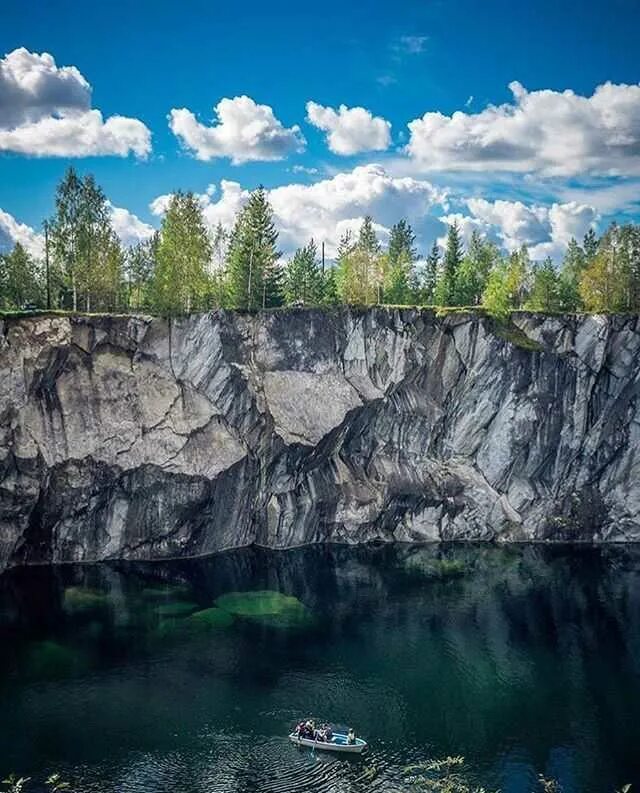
[1,0,639,259]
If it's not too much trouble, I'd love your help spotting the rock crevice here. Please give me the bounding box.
[1,307,639,567]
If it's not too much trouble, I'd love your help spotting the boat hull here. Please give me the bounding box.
[289,732,367,754]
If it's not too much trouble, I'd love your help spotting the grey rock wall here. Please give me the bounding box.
[1,308,639,567]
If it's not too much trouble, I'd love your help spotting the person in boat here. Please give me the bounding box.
[347,728,356,745]
[325,724,333,742]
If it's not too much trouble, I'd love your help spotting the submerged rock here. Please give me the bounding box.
[63,586,110,614]
[2,307,640,568]
[215,590,312,628]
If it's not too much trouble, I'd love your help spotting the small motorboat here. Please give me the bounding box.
[289,731,368,754]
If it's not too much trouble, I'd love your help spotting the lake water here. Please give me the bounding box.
[1,544,639,792]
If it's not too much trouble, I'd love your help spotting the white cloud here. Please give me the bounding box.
[406,81,640,177]
[396,36,428,54]
[108,204,155,248]
[0,208,44,257]
[439,198,598,259]
[291,164,319,175]
[306,101,392,156]
[150,180,250,232]
[169,95,305,164]
[0,48,151,158]
[150,164,447,257]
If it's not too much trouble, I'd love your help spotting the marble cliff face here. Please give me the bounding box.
[1,307,638,567]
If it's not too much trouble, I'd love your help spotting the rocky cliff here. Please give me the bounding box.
[1,307,639,567]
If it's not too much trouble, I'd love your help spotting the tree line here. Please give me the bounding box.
[2,167,640,318]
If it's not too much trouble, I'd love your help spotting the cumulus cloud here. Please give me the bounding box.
[438,198,598,259]
[150,180,250,232]
[0,47,151,157]
[305,101,392,156]
[151,164,447,257]
[108,204,155,248]
[169,95,305,164]
[406,81,640,177]
[0,208,44,257]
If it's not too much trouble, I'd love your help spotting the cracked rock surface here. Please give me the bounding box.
[1,307,639,568]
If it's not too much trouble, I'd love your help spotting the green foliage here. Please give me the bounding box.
[48,167,122,312]
[482,247,530,319]
[151,191,212,315]
[526,258,561,312]
[0,243,41,309]
[126,233,158,310]
[321,265,340,305]
[384,249,414,304]
[284,240,323,305]
[388,219,417,266]
[9,167,640,320]
[224,187,283,310]
[454,232,499,306]
[435,222,464,306]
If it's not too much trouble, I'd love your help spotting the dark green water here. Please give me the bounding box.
[1,544,640,792]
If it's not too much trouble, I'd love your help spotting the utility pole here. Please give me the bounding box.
[44,220,51,310]
[321,241,325,275]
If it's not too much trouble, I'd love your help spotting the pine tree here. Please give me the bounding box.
[225,187,282,310]
[526,258,561,312]
[454,231,497,306]
[420,241,440,304]
[358,216,380,257]
[321,266,340,306]
[284,240,323,305]
[152,191,212,315]
[388,219,417,266]
[209,222,228,308]
[435,222,464,305]
[583,228,598,261]
[383,250,413,304]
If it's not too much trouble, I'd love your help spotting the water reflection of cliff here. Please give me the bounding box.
[1,544,640,791]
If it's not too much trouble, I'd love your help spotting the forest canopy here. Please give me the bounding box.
[2,167,639,318]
